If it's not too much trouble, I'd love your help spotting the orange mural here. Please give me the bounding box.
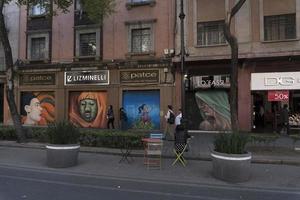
[20,92,55,126]
[69,91,107,128]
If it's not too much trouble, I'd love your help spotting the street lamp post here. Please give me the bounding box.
[179,0,186,126]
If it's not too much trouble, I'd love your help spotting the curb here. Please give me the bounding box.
[0,141,300,166]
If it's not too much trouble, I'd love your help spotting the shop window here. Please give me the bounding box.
[197,20,226,46]
[75,28,100,59]
[264,14,296,41]
[126,20,155,55]
[29,0,48,16]
[27,33,49,61]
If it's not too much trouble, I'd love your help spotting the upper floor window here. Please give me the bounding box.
[131,28,151,53]
[27,33,49,61]
[126,20,155,54]
[29,0,48,16]
[80,33,96,56]
[75,28,100,58]
[264,14,296,41]
[0,57,5,71]
[126,0,156,9]
[130,0,150,2]
[197,20,226,46]
[31,37,46,60]
[75,0,82,11]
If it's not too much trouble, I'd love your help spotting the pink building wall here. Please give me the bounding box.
[52,6,74,63]
[103,0,175,60]
[238,66,252,131]
[19,1,175,62]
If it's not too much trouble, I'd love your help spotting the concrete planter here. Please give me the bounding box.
[211,150,252,182]
[46,144,80,168]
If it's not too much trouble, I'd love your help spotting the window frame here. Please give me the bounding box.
[127,21,155,55]
[75,27,100,59]
[0,56,5,71]
[126,0,156,9]
[131,28,151,53]
[263,13,297,42]
[27,32,49,61]
[196,20,226,47]
[28,0,48,17]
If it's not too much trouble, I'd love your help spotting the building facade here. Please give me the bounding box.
[176,0,300,132]
[4,0,176,130]
[0,1,20,124]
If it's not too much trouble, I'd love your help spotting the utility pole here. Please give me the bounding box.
[179,0,186,126]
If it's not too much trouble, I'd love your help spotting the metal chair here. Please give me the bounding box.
[142,133,163,170]
[172,127,191,167]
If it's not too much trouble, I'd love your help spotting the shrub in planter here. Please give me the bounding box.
[211,133,251,182]
[45,121,80,168]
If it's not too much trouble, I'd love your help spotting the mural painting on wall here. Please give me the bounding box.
[123,90,160,130]
[21,92,55,126]
[186,90,231,131]
[69,91,107,128]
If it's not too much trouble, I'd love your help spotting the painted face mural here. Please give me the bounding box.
[79,98,98,122]
[194,90,231,131]
[69,91,107,128]
[21,92,55,126]
[123,90,160,130]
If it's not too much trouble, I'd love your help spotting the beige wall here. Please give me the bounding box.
[179,0,300,61]
[263,0,295,16]
[197,0,225,21]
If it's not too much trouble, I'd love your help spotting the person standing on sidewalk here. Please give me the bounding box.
[280,104,290,135]
[119,107,128,130]
[164,105,175,140]
[107,105,115,129]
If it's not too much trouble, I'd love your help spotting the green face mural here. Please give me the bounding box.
[79,98,98,122]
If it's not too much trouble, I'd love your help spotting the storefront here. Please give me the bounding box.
[4,61,175,131]
[185,74,231,131]
[251,71,300,132]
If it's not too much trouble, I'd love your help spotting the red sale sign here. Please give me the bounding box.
[268,91,289,101]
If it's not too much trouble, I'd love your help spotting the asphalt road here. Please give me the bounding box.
[0,165,299,200]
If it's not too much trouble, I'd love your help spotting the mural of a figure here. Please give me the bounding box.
[69,92,107,128]
[21,92,55,126]
[138,104,151,124]
[195,90,231,131]
[123,90,160,130]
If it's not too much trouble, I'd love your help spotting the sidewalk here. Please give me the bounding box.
[0,142,300,191]
[0,132,299,165]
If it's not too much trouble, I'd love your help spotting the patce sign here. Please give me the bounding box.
[64,70,109,85]
[251,72,300,90]
[20,73,56,85]
[120,70,159,83]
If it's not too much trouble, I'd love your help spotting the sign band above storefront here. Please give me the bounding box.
[64,70,109,85]
[120,70,159,83]
[20,73,56,85]
[251,72,300,90]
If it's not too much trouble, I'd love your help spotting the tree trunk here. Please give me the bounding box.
[0,2,26,142]
[223,0,246,133]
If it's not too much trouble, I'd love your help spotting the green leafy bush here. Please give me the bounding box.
[214,133,249,154]
[79,129,145,149]
[46,121,80,145]
[0,125,145,149]
[0,126,17,140]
